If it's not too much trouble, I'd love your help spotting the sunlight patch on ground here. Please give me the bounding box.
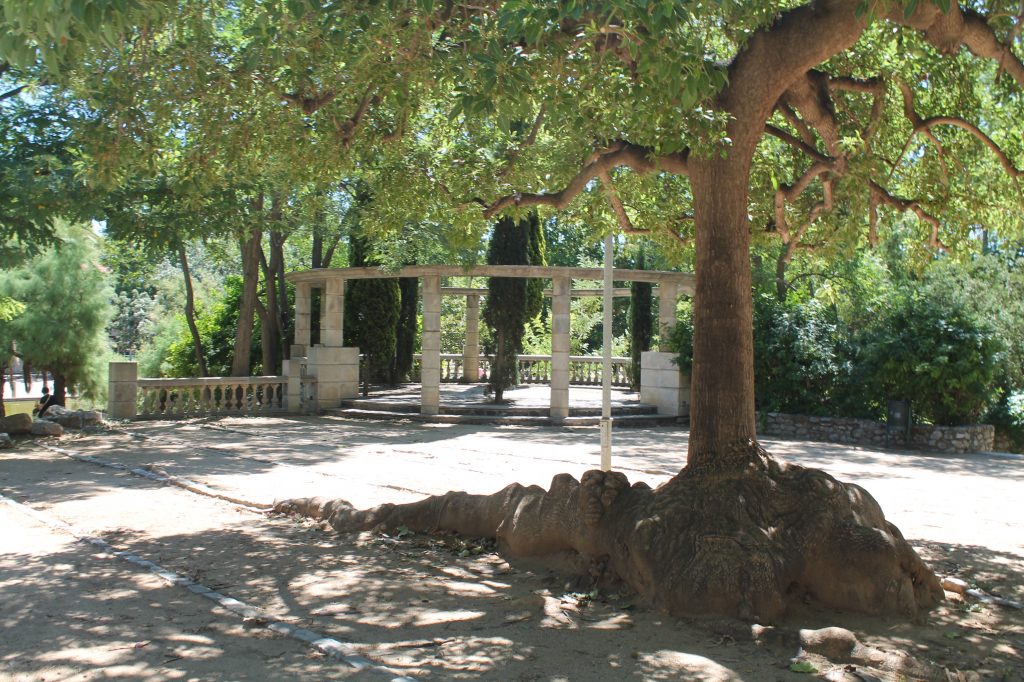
[636,650,743,681]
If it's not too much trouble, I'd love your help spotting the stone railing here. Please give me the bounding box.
[416,354,631,387]
[136,376,287,418]
[759,412,996,454]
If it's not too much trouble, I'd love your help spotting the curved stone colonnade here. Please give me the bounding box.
[284,265,695,420]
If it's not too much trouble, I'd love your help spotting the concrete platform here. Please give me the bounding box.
[334,383,682,427]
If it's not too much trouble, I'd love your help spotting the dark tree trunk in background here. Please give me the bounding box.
[232,227,262,377]
[178,245,208,377]
[52,372,67,406]
[272,230,290,360]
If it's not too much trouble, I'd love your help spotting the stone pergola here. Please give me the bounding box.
[284,265,695,420]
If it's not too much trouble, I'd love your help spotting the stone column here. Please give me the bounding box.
[421,275,441,415]
[322,277,345,347]
[658,282,678,351]
[107,361,138,419]
[462,294,480,382]
[292,282,312,357]
[550,276,571,421]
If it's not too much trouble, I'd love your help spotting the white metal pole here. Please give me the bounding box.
[601,232,613,472]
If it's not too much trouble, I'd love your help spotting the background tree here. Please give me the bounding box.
[394,275,419,383]
[483,214,543,401]
[0,223,112,409]
[344,231,401,385]
[629,245,654,390]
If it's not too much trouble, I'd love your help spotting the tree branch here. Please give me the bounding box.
[870,180,947,251]
[482,141,687,218]
[497,104,546,179]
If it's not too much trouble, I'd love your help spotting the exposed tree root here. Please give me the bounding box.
[275,446,942,622]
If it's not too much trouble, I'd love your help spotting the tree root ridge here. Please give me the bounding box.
[274,453,942,622]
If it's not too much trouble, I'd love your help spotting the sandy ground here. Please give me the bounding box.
[1,415,1022,681]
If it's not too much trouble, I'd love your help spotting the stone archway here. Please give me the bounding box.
[284,265,694,420]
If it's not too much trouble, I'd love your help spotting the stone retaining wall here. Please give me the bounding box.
[759,412,995,454]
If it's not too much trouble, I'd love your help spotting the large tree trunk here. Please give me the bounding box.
[52,372,67,406]
[687,154,759,472]
[231,228,262,377]
[178,245,208,377]
[258,242,282,376]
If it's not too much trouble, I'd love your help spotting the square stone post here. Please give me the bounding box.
[421,275,442,415]
[307,345,359,410]
[658,282,679,351]
[462,294,480,382]
[322,277,345,347]
[292,282,312,357]
[107,361,138,419]
[640,351,690,417]
[550,276,571,421]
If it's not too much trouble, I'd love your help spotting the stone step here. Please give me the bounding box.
[338,399,659,418]
[328,408,682,428]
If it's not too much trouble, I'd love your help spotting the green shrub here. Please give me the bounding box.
[853,292,1003,425]
[752,294,851,416]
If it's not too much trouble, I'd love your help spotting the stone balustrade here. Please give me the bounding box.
[136,376,288,418]
[416,354,631,387]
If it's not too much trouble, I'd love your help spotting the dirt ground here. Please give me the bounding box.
[1,415,1022,681]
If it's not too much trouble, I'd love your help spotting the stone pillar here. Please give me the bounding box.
[640,351,690,417]
[284,357,307,413]
[307,345,359,410]
[107,361,138,419]
[292,282,312,357]
[322,277,344,347]
[658,283,678,351]
[421,275,441,415]
[550,276,571,421]
[462,294,480,382]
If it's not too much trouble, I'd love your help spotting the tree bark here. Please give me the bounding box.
[178,245,208,377]
[687,154,759,472]
[52,372,67,406]
[231,228,262,377]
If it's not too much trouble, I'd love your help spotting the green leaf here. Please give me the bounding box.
[789,661,818,673]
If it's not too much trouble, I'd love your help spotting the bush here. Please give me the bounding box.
[853,292,1004,425]
[752,294,851,416]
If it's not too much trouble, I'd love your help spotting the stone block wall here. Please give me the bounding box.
[639,351,690,418]
[758,412,995,454]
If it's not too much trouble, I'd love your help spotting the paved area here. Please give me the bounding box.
[1,417,1022,681]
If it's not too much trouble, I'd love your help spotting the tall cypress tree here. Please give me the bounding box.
[483,215,532,401]
[525,212,546,320]
[344,232,401,384]
[629,246,654,390]
[394,275,418,382]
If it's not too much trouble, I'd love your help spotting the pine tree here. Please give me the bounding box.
[525,212,546,321]
[0,223,113,408]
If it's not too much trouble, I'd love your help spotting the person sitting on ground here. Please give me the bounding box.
[33,386,59,417]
